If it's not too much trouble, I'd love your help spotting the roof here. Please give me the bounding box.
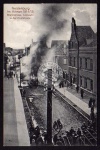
[70,18,97,48]
[76,26,95,40]
[76,26,96,47]
[82,39,97,47]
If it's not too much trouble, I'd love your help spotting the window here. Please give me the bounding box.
[64,58,67,64]
[90,59,93,71]
[84,77,87,88]
[73,57,75,67]
[80,76,82,86]
[85,58,87,69]
[80,58,82,68]
[90,79,93,91]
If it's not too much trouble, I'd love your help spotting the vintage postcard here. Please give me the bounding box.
[3,3,97,146]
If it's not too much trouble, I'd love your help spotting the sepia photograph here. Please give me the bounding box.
[3,3,97,146]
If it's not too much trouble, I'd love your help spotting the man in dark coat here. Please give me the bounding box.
[80,89,84,99]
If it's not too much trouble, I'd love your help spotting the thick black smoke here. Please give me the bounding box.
[30,34,49,76]
[30,4,70,77]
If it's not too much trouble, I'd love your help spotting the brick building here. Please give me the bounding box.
[51,40,68,79]
[68,18,97,99]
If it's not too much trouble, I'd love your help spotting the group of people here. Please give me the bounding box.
[28,116,97,146]
[6,71,15,79]
[81,121,97,134]
[29,121,48,145]
[53,119,63,131]
[53,125,82,146]
[53,120,97,146]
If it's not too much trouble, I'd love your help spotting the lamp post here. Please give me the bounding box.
[76,41,79,92]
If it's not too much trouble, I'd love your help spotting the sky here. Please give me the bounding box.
[4,3,97,49]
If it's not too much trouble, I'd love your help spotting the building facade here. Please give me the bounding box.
[51,40,68,79]
[68,18,97,99]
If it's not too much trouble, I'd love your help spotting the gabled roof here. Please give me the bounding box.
[76,26,95,40]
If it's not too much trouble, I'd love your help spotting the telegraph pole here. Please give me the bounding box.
[47,69,52,145]
[77,41,79,91]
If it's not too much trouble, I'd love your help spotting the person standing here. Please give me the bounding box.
[13,73,15,78]
[80,89,84,99]
[57,119,63,130]
[53,134,58,145]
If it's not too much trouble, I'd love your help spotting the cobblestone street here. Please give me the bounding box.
[24,86,88,134]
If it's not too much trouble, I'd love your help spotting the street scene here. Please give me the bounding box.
[3,4,97,146]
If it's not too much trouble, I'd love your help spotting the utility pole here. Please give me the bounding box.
[77,41,79,91]
[47,69,52,145]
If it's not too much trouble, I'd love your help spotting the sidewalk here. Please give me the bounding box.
[55,86,97,117]
[3,77,30,146]
[3,77,18,146]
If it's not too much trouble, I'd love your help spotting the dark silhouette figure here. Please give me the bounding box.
[43,132,48,144]
[80,89,84,99]
[89,98,92,108]
[76,86,79,93]
[53,121,58,130]
[53,134,58,145]
[57,119,63,130]
[90,111,95,123]
[14,73,15,77]
[35,135,43,146]
[70,77,72,87]
[69,127,75,136]
[7,74,9,79]
[77,128,81,137]
[89,97,95,113]
[81,122,87,133]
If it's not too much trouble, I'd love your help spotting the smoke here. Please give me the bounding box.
[21,43,38,79]
[22,4,70,79]
[41,4,69,34]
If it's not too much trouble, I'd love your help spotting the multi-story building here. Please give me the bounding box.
[68,18,97,99]
[51,40,68,79]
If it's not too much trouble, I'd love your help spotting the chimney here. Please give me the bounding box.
[71,17,76,33]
